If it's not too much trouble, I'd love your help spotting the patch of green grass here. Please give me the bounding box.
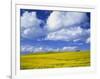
[20,51,90,70]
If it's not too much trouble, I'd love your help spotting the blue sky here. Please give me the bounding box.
[20,9,90,54]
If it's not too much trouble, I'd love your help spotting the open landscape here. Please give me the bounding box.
[20,9,90,70]
[20,51,90,70]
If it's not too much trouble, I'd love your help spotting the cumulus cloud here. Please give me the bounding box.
[21,11,40,28]
[46,11,88,32]
[45,12,63,32]
[45,26,90,41]
[45,11,90,42]
[21,11,90,43]
[21,11,45,39]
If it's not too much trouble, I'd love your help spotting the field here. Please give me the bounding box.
[20,51,90,70]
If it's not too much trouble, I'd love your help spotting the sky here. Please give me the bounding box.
[20,9,90,54]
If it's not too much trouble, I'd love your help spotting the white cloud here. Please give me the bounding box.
[21,45,79,54]
[86,37,90,43]
[73,39,80,42]
[46,12,63,32]
[21,45,45,53]
[62,46,79,51]
[21,11,45,39]
[46,11,88,32]
[63,12,88,27]
[21,11,90,43]
[21,45,34,53]
[45,26,90,41]
[21,11,41,28]
[45,11,90,42]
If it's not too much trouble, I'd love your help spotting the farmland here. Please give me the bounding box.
[20,51,90,70]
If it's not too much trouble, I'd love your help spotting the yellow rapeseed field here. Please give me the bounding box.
[20,51,90,70]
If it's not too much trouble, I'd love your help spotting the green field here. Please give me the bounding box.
[20,51,90,70]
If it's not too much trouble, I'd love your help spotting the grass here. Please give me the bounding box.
[20,51,90,70]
